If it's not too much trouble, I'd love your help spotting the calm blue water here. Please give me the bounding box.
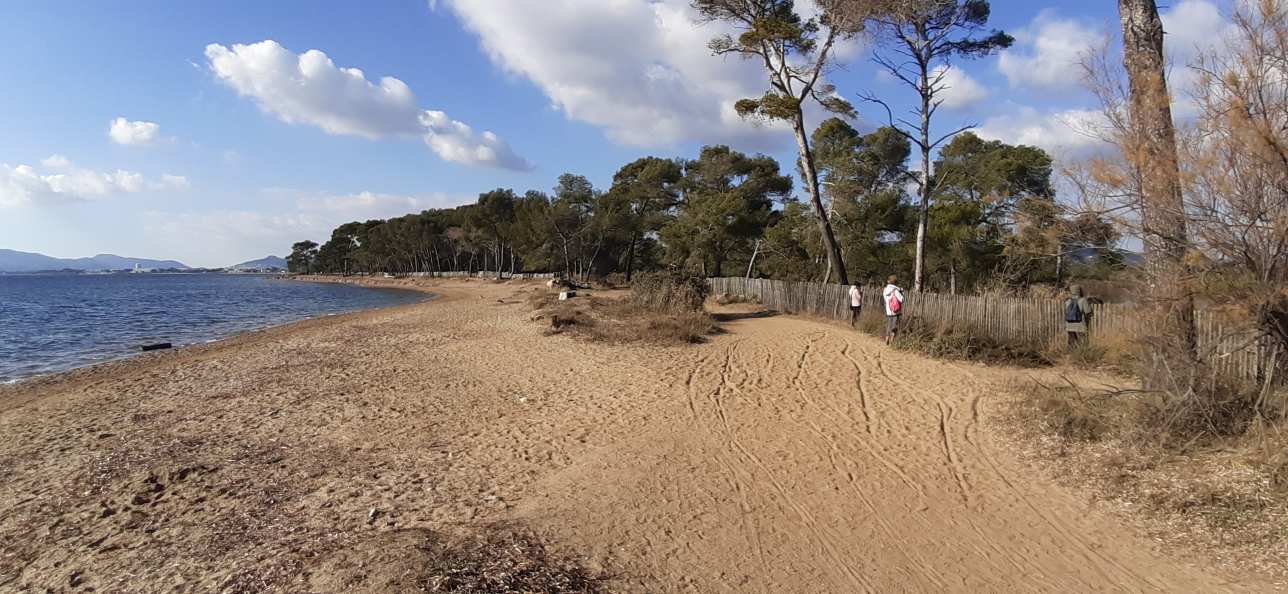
[0,274,424,383]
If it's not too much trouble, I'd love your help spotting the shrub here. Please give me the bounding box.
[530,293,717,345]
[1033,390,1111,442]
[886,316,1050,367]
[631,271,709,313]
[1140,368,1264,447]
[423,525,602,593]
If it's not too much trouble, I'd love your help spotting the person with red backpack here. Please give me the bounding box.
[882,275,904,345]
[1065,285,1094,348]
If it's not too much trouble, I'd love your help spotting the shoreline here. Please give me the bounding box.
[0,277,433,399]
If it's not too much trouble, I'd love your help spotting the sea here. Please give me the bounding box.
[0,274,425,383]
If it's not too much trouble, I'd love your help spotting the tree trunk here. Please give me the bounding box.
[914,70,932,293]
[793,111,849,285]
[1119,0,1197,366]
[561,239,572,278]
[625,232,639,282]
[746,239,761,279]
[949,261,957,295]
[1055,252,1063,287]
[495,242,503,280]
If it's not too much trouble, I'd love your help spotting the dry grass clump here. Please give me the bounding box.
[1040,331,1139,374]
[424,526,603,593]
[1004,379,1288,579]
[1029,388,1114,442]
[530,291,717,345]
[631,272,709,313]
[884,316,1051,367]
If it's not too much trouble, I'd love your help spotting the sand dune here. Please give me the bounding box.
[0,279,1270,592]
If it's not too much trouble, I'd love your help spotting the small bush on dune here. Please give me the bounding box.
[1040,331,1139,373]
[641,310,719,344]
[883,316,1050,367]
[1015,382,1120,442]
[1141,371,1265,448]
[631,271,708,313]
[530,291,717,345]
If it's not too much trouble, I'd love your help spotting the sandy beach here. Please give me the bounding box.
[0,278,1272,592]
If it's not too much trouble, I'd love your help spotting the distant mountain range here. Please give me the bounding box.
[227,255,287,271]
[0,249,189,273]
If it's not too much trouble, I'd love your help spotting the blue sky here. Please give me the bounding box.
[0,0,1232,267]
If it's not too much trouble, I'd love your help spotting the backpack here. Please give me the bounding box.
[887,290,902,314]
[1065,298,1083,323]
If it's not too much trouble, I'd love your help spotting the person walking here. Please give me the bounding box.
[882,275,904,345]
[848,283,864,328]
[1064,285,1094,348]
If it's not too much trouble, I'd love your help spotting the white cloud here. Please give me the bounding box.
[437,0,791,147]
[40,154,71,169]
[109,117,162,146]
[296,189,452,218]
[204,39,531,170]
[975,106,1109,156]
[0,157,182,208]
[934,65,988,109]
[157,174,190,190]
[997,11,1101,91]
[1161,0,1238,117]
[1162,0,1232,60]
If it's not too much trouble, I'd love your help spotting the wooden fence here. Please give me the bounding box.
[709,277,1281,383]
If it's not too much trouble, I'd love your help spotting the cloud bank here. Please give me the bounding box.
[205,40,532,171]
[1,157,186,208]
[436,0,789,147]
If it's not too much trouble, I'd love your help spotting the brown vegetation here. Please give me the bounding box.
[876,316,1051,367]
[630,271,709,313]
[422,525,603,593]
[1007,378,1288,578]
[529,288,717,345]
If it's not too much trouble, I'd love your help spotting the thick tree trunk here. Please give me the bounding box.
[1119,0,1197,365]
[793,111,849,285]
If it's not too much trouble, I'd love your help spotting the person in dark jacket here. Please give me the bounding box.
[1065,285,1094,348]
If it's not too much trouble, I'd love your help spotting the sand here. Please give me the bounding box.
[0,278,1273,592]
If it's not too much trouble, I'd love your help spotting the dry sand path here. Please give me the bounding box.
[0,279,1269,592]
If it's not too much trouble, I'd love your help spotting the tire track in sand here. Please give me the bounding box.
[874,350,1165,590]
[703,339,875,593]
[783,332,947,589]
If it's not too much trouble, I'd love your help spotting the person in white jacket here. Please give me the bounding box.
[882,275,904,345]
[848,284,864,327]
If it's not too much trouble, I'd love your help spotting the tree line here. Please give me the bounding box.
[289,125,1120,293]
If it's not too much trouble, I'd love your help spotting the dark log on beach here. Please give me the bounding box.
[139,343,172,352]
